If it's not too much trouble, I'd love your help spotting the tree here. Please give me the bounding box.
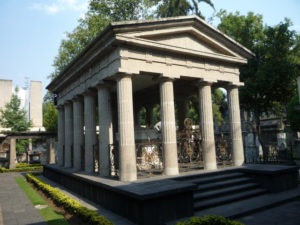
[217,11,300,160]
[50,0,156,80]
[0,88,31,132]
[156,0,214,18]
[43,102,58,132]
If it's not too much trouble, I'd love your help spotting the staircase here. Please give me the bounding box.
[176,170,268,212]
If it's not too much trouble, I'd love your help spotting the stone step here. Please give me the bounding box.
[188,172,245,185]
[194,188,267,211]
[194,183,260,201]
[174,168,242,181]
[195,177,253,192]
[194,187,300,219]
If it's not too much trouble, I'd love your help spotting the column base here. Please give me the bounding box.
[120,173,137,182]
[164,167,179,176]
[233,159,244,166]
[204,162,217,170]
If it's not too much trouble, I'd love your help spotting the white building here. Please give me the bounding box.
[0,79,44,131]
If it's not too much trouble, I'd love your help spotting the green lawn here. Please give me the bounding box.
[15,177,69,225]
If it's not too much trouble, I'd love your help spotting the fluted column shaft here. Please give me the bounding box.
[117,75,137,181]
[84,94,97,173]
[73,98,84,170]
[198,82,217,170]
[160,79,179,176]
[98,86,113,177]
[64,103,73,168]
[57,107,65,166]
[227,86,244,166]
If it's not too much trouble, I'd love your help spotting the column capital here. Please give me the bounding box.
[157,76,176,83]
[225,82,244,91]
[82,89,97,97]
[96,80,114,89]
[64,100,73,106]
[72,95,83,102]
[114,73,133,81]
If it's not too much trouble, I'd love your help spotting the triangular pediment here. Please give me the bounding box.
[113,16,255,61]
[119,27,242,59]
[141,32,234,56]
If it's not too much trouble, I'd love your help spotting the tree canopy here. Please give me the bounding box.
[217,10,300,158]
[0,88,31,132]
[49,0,215,80]
[43,102,58,132]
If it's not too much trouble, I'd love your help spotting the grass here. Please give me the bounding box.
[15,177,69,225]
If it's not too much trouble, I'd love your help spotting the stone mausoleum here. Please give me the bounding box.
[48,15,254,182]
[45,16,300,225]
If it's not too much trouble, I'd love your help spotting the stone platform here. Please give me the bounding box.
[43,164,299,225]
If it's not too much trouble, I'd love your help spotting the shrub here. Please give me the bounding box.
[176,215,244,225]
[0,166,43,173]
[26,173,113,225]
[16,163,42,168]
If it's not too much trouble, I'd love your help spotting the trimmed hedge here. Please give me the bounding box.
[26,173,113,225]
[16,163,42,168]
[176,216,244,225]
[0,166,43,173]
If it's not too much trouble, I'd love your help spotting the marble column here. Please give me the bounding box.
[9,138,16,169]
[98,85,113,177]
[84,93,97,173]
[47,138,55,164]
[227,85,244,166]
[160,78,179,176]
[64,102,73,168]
[117,75,137,181]
[73,97,84,170]
[198,81,217,170]
[57,106,65,166]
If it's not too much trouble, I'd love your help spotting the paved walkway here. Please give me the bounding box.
[0,173,47,225]
[239,200,300,225]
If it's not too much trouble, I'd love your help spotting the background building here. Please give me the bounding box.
[0,79,44,131]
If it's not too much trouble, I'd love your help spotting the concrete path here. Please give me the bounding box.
[0,173,47,225]
[239,200,300,225]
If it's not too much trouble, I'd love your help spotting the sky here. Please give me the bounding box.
[0,0,299,97]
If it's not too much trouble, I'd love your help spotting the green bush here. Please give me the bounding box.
[16,163,42,168]
[26,173,113,225]
[0,166,43,173]
[177,215,244,225]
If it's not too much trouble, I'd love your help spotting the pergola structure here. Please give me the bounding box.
[3,131,56,169]
[47,15,254,182]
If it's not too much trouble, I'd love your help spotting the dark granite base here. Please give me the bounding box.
[43,164,299,224]
[43,165,195,225]
[241,164,300,193]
